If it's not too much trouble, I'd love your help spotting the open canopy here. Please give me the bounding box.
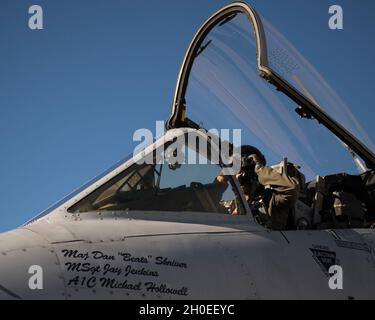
[167,2,375,179]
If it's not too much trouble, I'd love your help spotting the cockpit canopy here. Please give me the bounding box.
[167,2,375,180]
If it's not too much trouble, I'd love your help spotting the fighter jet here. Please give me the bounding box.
[1,2,375,300]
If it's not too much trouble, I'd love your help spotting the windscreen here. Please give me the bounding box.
[184,12,373,180]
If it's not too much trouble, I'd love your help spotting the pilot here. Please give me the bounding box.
[237,146,300,230]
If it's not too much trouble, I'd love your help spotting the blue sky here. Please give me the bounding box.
[1,0,375,232]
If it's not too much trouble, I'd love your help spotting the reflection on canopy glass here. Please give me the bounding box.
[185,12,373,180]
[263,16,375,155]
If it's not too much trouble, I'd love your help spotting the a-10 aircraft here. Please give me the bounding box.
[1,2,375,300]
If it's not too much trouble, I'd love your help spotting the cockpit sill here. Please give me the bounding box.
[41,210,266,235]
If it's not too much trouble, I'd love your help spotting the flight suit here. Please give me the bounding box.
[255,165,300,230]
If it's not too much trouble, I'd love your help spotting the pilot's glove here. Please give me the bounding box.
[215,175,227,184]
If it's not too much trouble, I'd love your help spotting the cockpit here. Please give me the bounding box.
[66,127,375,231]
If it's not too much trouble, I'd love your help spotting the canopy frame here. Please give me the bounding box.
[166,1,375,169]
